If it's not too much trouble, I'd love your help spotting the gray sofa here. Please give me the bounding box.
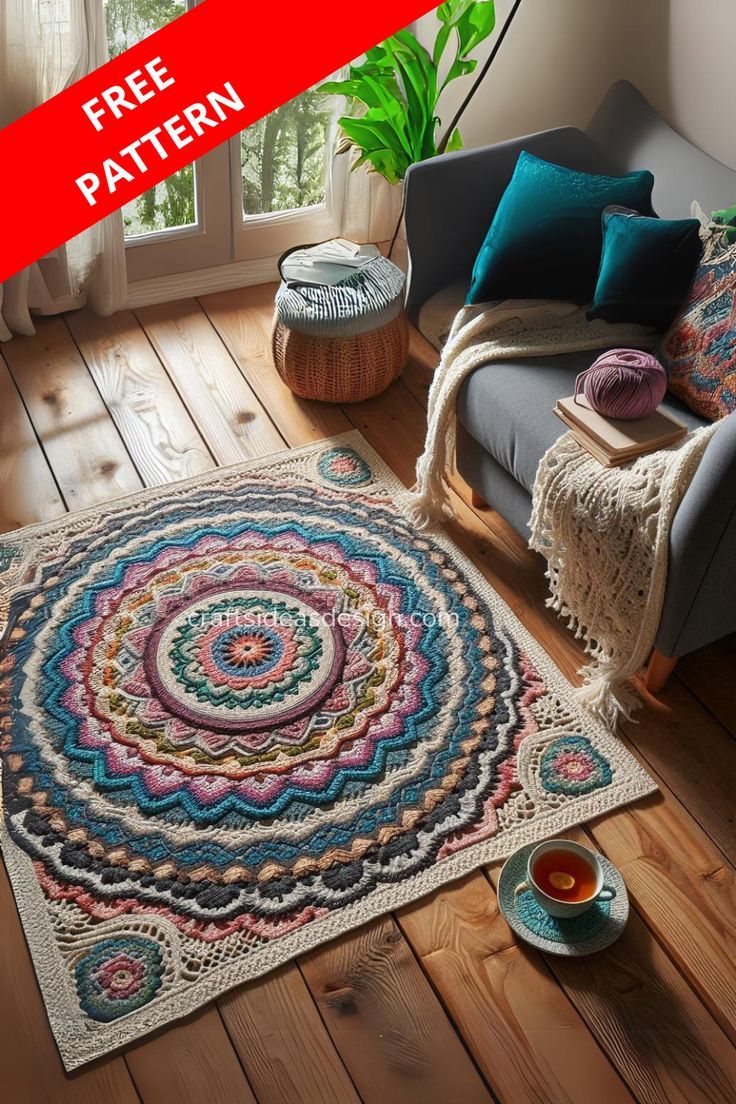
[403,81,736,668]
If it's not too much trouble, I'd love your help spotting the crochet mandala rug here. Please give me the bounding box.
[0,431,655,1068]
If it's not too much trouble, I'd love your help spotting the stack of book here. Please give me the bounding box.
[280,240,380,288]
[554,395,687,467]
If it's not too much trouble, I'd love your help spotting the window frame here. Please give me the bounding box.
[117,1,344,280]
[230,94,346,263]
[124,141,233,280]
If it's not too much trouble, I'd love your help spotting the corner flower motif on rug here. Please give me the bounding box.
[0,431,656,1069]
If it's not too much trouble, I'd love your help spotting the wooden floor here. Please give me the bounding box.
[1,286,735,1104]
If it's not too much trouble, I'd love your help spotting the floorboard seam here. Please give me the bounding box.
[62,316,150,490]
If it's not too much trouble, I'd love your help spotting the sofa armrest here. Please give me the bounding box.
[656,413,736,656]
[403,126,611,322]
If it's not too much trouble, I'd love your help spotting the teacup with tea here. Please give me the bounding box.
[515,839,616,918]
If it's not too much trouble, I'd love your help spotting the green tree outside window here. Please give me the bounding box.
[105,0,334,236]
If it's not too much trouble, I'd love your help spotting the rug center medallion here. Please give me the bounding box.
[145,585,345,734]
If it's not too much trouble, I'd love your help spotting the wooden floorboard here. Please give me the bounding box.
[524,876,736,1104]
[1,285,735,1104]
[67,308,215,485]
[584,792,736,1042]
[134,299,286,464]
[123,1006,258,1104]
[299,916,493,1104]
[397,872,634,1104]
[218,965,361,1104]
[0,348,65,531]
[619,685,735,867]
[677,634,736,736]
[3,317,143,509]
[199,285,351,444]
[489,824,736,1104]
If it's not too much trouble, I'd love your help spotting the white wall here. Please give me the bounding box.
[419,0,736,170]
[615,0,736,171]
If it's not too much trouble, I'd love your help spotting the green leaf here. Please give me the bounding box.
[394,29,438,116]
[384,41,432,157]
[432,23,452,68]
[445,128,464,152]
[319,79,374,101]
[391,27,434,69]
[364,43,392,67]
[337,114,412,180]
[437,0,477,25]
[352,147,405,185]
[713,203,736,226]
[444,57,477,85]
[361,74,414,158]
[438,1,495,93]
[456,1,496,57]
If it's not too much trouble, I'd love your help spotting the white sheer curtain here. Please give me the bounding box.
[0,0,126,339]
[338,162,403,245]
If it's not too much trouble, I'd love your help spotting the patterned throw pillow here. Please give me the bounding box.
[659,232,736,420]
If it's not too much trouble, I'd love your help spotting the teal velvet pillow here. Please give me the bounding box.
[466,152,655,305]
[588,208,703,328]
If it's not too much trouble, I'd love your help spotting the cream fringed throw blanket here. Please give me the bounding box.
[405,301,717,728]
[529,425,716,727]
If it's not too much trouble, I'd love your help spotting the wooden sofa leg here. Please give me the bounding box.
[645,649,678,693]
[471,489,488,510]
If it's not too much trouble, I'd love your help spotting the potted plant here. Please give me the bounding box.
[319,1,498,186]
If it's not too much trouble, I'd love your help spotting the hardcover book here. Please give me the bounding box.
[554,395,687,467]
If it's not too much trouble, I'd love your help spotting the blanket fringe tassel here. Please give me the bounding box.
[401,489,452,531]
[575,666,642,730]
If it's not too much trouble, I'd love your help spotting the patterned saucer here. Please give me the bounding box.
[498,842,629,956]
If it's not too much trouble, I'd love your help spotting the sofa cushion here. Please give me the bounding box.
[588,207,702,329]
[659,235,736,420]
[417,280,471,352]
[457,353,706,493]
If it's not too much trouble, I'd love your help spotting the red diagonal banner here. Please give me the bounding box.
[0,0,434,283]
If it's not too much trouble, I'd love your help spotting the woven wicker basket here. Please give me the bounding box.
[272,311,409,404]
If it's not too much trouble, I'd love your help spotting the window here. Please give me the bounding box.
[104,0,196,241]
[241,88,334,217]
[231,80,342,265]
[105,1,341,282]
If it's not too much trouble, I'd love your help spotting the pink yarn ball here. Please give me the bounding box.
[575,349,667,420]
